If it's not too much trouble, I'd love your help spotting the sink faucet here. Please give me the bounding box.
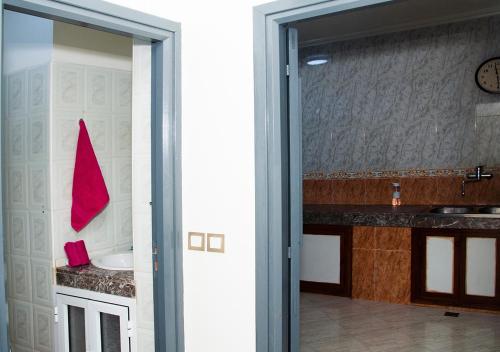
[461,165,493,197]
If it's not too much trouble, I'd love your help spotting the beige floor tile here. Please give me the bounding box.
[300,293,500,352]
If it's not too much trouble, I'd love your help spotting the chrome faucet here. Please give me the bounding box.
[461,165,493,197]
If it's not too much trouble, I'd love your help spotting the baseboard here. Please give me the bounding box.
[300,280,351,297]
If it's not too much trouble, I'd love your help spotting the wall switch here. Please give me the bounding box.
[188,232,205,251]
[207,233,225,253]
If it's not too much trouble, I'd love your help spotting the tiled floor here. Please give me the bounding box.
[301,293,500,352]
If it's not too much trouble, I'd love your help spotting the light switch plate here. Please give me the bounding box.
[188,232,205,251]
[207,233,225,253]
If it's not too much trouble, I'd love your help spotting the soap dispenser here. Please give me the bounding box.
[392,182,401,206]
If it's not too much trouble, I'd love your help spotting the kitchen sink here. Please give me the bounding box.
[429,206,500,217]
[430,206,474,214]
[478,206,500,214]
[92,252,133,271]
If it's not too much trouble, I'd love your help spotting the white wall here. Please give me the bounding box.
[105,1,267,351]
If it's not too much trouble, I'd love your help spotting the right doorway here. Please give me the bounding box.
[293,1,500,351]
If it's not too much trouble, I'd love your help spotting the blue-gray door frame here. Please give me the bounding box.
[0,1,184,351]
[253,1,400,351]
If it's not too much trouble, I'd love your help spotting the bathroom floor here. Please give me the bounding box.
[301,293,500,352]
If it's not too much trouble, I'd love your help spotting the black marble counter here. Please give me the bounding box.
[303,204,500,230]
[56,264,135,298]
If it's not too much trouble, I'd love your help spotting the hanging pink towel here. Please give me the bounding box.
[71,119,109,232]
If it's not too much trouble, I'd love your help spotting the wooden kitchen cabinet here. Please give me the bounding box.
[411,228,500,310]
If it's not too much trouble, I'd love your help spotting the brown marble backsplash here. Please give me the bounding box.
[304,176,500,206]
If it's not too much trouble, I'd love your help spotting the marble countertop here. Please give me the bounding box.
[303,204,500,230]
[56,264,135,298]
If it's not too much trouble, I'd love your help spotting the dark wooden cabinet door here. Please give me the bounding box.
[460,234,500,310]
[412,228,500,310]
[411,229,461,306]
[301,225,352,297]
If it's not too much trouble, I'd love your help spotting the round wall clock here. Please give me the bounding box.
[476,57,500,94]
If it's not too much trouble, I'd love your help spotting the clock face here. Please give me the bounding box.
[476,57,500,94]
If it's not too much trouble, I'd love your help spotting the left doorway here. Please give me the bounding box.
[0,2,183,352]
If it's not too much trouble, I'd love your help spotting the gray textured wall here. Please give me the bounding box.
[301,16,500,175]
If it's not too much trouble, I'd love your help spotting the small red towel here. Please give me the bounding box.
[75,240,90,264]
[64,240,90,267]
[71,119,109,232]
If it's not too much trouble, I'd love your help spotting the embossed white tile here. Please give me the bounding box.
[31,259,52,307]
[52,210,76,261]
[112,158,132,201]
[53,208,113,261]
[52,116,79,160]
[135,272,155,329]
[11,344,32,352]
[52,162,74,211]
[53,209,105,261]
[7,71,27,117]
[28,65,49,114]
[54,63,84,110]
[10,300,34,348]
[85,204,114,251]
[98,158,113,200]
[9,255,32,302]
[86,115,112,158]
[8,165,28,209]
[30,212,51,259]
[6,119,27,162]
[113,116,132,156]
[28,116,48,161]
[114,201,132,245]
[86,67,112,112]
[113,70,132,113]
[28,164,49,209]
[33,305,53,352]
[8,211,29,256]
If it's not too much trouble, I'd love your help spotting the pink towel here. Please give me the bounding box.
[71,119,109,232]
[64,240,90,267]
[75,240,90,264]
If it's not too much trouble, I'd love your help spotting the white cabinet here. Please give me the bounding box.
[55,286,136,352]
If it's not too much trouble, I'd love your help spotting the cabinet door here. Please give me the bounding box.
[301,234,341,284]
[412,229,499,310]
[411,230,460,305]
[425,236,455,294]
[300,225,352,296]
[56,294,131,352]
[462,235,500,308]
[57,294,91,352]
[88,301,130,352]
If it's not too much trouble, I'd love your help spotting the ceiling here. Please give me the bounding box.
[295,0,500,47]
